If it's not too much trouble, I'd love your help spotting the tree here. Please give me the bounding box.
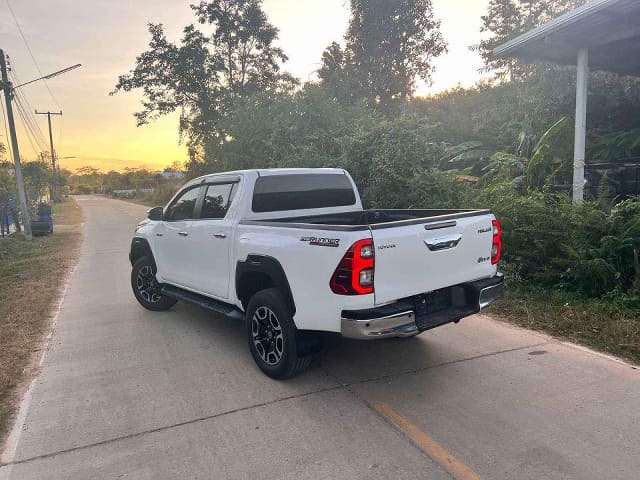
[214,86,377,172]
[317,42,360,107]
[22,161,52,203]
[163,161,186,173]
[319,0,446,115]
[475,0,589,79]
[112,0,296,165]
[0,164,15,202]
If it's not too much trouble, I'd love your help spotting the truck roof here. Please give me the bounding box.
[188,167,347,185]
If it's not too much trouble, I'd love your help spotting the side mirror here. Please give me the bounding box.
[147,206,164,221]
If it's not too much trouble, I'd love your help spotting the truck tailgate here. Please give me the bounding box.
[372,213,497,305]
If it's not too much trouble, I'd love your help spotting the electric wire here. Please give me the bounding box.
[14,107,40,156]
[10,94,40,155]
[11,90,47,153]
[12,94,47,157]
[1,100,14,160]
[14,93,47,151]
[14,105,41,153]
[5,0,62,110]
[9,69,47,142]
[8,68,50,153]
[12,89,46,145]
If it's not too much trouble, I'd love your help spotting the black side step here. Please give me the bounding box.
[161,285,244,321]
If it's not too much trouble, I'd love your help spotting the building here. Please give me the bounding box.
[493,0,640,202]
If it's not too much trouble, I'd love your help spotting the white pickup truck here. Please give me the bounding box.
[130,168,503,378]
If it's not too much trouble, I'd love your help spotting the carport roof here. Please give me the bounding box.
[493,0,640,76]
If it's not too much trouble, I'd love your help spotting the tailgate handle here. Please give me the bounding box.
[424,234,462,251]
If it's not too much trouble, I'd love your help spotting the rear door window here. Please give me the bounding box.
[201,183,236,219]
[252,174,356,213]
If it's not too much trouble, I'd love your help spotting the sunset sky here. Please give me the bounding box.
[1,0,491,173]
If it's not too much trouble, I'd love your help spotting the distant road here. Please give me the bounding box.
[1,195,639,480]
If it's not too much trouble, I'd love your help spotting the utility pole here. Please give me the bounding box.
[36,110,62,202]
[0,49,32,240]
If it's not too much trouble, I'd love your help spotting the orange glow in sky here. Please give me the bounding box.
[1,0,490,173]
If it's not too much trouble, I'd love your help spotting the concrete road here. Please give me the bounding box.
[1,196,638,480]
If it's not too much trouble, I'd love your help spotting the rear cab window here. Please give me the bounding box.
[252,174,356,213]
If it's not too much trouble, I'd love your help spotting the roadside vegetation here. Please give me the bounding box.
[0,199,83,441]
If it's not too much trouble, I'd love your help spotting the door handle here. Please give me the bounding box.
[213,232,227,239]
[424,234,462,251]
[156,233,163,237]
[178,231,189,237]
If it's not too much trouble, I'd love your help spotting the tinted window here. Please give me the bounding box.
[165,187,201,221]
[201,183,235,219]
[252,174,356,213]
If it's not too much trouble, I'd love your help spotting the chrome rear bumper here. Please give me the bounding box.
[341,275,503,340]
[341,311,419,340]
[479,282,503,309]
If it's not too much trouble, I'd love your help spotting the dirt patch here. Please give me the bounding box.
[0,198,83,450]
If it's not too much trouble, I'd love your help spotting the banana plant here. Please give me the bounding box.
[526,117,572,190]
[590,129,640,162]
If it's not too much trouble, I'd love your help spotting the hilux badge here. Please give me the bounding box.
[301,236,340,247]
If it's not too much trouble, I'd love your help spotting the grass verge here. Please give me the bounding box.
[0,198,83,446]
[490,285,640,364]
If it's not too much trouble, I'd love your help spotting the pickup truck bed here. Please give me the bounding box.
[244,208,490,230]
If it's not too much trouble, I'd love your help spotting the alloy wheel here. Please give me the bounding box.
[251,306,284,365]
[136,265,161,303]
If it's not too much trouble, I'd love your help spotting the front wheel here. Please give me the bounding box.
[246,288,313,379]
[131,256,177,311]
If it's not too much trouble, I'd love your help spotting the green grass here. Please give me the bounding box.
[0,199,83,445]
[490,284,640,364]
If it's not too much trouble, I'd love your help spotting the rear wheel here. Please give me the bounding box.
[131,256,177,311]
[246,288,314,379]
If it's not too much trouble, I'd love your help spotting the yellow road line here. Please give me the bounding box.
[370,400,481,480]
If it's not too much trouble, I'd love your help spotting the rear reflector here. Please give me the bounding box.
[330,239,375,295]
[491,219,503,265]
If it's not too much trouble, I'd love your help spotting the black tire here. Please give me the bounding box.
[246,288,314,379]
[131,256,177,311]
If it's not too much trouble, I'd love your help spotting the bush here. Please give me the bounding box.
[483,185,640,298]
[139,182,182,206]
[75,184,94,194]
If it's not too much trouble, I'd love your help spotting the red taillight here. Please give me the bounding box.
[491,219,503,265]
[330,239,375,295]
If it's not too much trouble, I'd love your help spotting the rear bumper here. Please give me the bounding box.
[340,274,504,340]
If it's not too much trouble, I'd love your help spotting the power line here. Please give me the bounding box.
[8,66,49,151]
[14,92,48,150]
[5,0,61,110]
[12,88,46,146]
[1,99,14,160]
[14,111,39,156]
[12,104,41,154]
[13,99,42,156]
[11,87,48,153]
